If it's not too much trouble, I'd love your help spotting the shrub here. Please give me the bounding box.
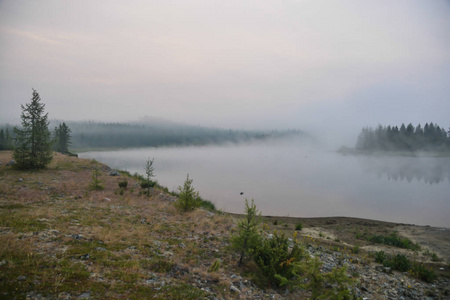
[374,251,436,282]
[231,199,261,266]
[89,167,104,190]
[140,181,156,189]
[294,257,357,298]
[410,263,437,283]
[383,254,410,272]
[252,231,305,287]
[367,232,420,251]
[351,245,360,254]
[143,158,155,196]
[118,180,128,189]
[198,198,216,211]
[374,250,387,263]
[208,259,221,272]
[174,174,200,212]
[273,220,278,225]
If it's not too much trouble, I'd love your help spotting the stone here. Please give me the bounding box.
[79,254,89,260]
[58,292,71,299]
[72,234,83,240]
[78,292,91,299]
[6,160,15,166]
[17,275,27,281]
[230,285,241,294]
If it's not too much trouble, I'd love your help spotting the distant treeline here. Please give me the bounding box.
[1,121,305,150]
[0,125,14,150]
[356,123,450,152]
[66,121,304,149]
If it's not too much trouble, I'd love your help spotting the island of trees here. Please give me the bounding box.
[353,123,450,154]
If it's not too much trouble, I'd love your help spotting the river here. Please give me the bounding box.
[79,142,450,227]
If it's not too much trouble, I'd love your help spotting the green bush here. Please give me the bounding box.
[140,181,156,189]
[374,251,436,282]
[198,198,216,211]
[295,223,303,231]
[208,259,221,272]
[273,220,278,225]
[410,263,437,283]
[294,257,357,299]
[367,232,420,251]
[383,254,410,272]
[252,231,305,287]
[231,199,261,266]
[374,250,387,263]
[89,167,104,190]
[174,174,200,212]
[118,180,128,189]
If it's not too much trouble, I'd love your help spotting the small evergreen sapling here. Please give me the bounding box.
[231,199,261,266]
[89,166,104,190]
[143,158,155,196]
[175,174,200,212]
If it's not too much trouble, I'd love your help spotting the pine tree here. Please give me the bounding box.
[53,122,71,153]
[5,128,13,150]
[143,158,155,196]
[13,89,53,169]
[231,199,261,266]
[0,129,5,150]
[175,174,200,212]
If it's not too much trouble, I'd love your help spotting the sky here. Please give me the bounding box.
[1,0,449,145]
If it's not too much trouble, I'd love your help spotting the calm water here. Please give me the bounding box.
[80,143,450,227]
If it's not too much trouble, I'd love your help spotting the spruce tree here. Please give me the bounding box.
[0,129,5,150]
[231,199,261,266]
[13,89,53,169]
[53,122,71,153]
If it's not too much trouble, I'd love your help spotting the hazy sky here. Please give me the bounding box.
[1,0,449,143]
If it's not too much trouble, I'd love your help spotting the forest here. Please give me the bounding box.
[355,122,450,153]
[0,120,305,150]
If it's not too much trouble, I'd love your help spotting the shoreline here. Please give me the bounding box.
[1,150,450,298]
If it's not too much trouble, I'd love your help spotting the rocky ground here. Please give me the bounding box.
[0,151,449,299]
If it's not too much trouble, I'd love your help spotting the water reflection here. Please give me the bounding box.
[360,156,450,184]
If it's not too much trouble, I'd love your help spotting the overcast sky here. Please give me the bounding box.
[1,0,449,143]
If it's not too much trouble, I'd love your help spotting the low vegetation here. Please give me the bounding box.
[358,232,420,251]
[374,251,437,283]
[0,151,447,299]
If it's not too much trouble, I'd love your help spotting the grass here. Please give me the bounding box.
[359,232,420,251]
[0,150,447,298]
[373,250,437,283]
[0,151,241,299]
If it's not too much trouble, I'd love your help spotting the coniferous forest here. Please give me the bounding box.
[1,120,305,151]
[355,123,450,153]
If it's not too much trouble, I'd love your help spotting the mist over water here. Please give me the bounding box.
[80,141,450,228]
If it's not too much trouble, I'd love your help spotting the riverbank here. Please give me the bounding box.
[338,146,450,157]
[1,151,449,299]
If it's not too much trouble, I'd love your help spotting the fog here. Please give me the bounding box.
[2,1,450,226]
[1,0,450,148]
[80,141,450,228]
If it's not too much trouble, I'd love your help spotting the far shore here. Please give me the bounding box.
[337,146,450,157]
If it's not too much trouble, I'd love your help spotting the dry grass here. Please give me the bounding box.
[0,150,242,299]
